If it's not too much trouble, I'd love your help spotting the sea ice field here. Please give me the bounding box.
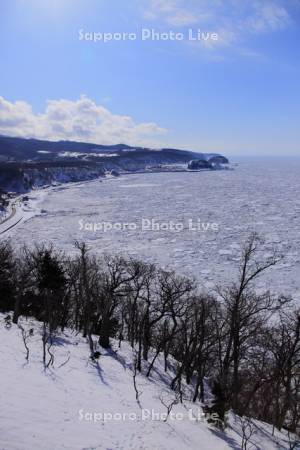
[6,157,300,301]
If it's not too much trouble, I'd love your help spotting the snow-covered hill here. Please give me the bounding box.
[0,165,105,193]
[0,314,297,450]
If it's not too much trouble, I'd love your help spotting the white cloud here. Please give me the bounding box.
[247,2,290,33]
[0,95,167,146]
[143,0,199,26]
[165,10,199,26]
[143,0,293,52]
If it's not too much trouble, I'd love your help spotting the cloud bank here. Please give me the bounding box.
[0,95,167,146]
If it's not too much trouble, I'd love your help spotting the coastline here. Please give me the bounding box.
[0,166,231,237]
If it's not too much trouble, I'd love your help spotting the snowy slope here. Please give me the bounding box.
[0,314,297,450]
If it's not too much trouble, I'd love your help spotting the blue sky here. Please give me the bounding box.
[0,0,300,156]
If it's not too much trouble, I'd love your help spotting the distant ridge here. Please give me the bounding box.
[0,135,228,164]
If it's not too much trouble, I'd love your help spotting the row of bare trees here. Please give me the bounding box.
[0,234,299,433]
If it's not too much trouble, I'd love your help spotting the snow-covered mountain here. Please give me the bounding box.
[0,136,229,193]
[0,135,228,165]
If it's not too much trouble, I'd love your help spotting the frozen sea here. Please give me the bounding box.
[8,157,300,300]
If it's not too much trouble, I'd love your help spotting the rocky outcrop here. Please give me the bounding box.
[188,155,229,170]
[188,160,213,170]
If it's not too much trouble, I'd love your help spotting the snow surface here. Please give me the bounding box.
[0,314,297,450]
[3,158,300,301]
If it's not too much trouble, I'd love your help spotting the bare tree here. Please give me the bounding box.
[18,323,32,361]
[159,392,180,422]
[217,233,287,410]
[239,416,255,450]
[132,351,142,409]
